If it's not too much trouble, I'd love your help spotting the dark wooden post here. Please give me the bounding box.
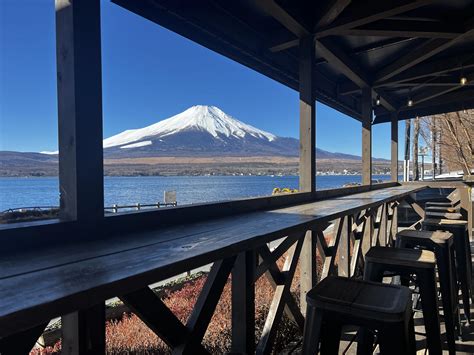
[56,1,105,353]
[56,0,104,223]
[231,251,256,354]
[361,88,372,185]
[298,36,316,314]
[404,119,411,181]
[391,112,398,182]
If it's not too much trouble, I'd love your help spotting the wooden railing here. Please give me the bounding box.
[6,183,471,354]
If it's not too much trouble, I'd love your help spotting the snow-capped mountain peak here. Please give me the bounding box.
[103,105,276,149]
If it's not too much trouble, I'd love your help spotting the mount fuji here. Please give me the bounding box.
[103,105,302,158]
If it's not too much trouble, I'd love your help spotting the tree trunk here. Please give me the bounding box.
[412,117,420,180]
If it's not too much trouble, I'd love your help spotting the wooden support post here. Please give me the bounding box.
[391,112,398,182]
[361,87,372,185]
[56,1,105,352]
[299,35,316,314]
[338,216,350,277]
[404,120,411,181]
[232,251,256,354]
[56,0,104,222]
[61,304,105,355]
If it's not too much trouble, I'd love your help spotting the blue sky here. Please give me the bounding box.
[0,0,405,159]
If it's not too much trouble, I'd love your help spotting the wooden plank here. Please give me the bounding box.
[61,303,105,355]
[55,0,104,222]
[299,36,316,193]
[391,112,399,182]
[231,251,256,354]
[361,87,372,186]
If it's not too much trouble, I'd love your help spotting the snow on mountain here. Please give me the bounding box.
[103,105,276,149]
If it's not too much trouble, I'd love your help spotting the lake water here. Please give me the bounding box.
[0,175,394,211]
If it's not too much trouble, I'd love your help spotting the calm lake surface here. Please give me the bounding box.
[0,175,393,211]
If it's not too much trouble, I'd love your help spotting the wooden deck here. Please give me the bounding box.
[0,185,422,341]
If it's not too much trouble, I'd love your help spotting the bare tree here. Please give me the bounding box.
[417,111,473,176]
[412,117,420,180]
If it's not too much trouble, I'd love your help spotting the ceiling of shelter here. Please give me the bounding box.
[112,0,474,124]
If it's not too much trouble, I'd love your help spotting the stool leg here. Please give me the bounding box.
[437,245,459,354]
[454,234,471,322]
[356,328,374,355]
[302,306,323,355]
[417,268,443,355]
[379,319,415,355]
[320,318,342,355]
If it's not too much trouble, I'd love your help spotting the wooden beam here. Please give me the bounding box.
[314,0,351,29]
[340,19,463,39]
[391,112,399,182]
[375,29,474,82]
[361,88,372,186]
[177,258,235,353]
[316,39,369,88]
[407,72,474,107]
[315,0,435,38]
[299,36,316,193]
[256,0,309,37]
[55,0,104,223]
[119,287,204,351]
[377,53,474,86]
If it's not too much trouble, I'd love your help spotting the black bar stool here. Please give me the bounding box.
[396,229,460,354]
[364,247,442,355]
[423,218,472,322]
[425,211,463,220]
[425,205,460,214]
[302,276,415,355]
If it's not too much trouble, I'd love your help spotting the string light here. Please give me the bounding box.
[376,95,381,106]
[407,99,413,107]
[460,76,468,85]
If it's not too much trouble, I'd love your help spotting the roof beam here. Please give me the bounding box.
[377,53,474,85]
[316,39,397,111]
[256,0,309,37]
[315,39,368,88]
[339,20,462,39]
[408,73,474,106]
[375,24,474,82]
[315,0,435,39]
[314,0,351,29]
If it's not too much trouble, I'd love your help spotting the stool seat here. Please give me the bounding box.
[426,201,457,207]
[423,218,468,229]
[426,206,460,213]
[365,247,435,269]
[307,276,411,322]
[425,211,463,220]
[397,229,453,244]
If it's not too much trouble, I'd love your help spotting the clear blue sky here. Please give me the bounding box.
[0,0,406,159]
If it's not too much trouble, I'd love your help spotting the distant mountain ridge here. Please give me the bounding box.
[1,105,388,176]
